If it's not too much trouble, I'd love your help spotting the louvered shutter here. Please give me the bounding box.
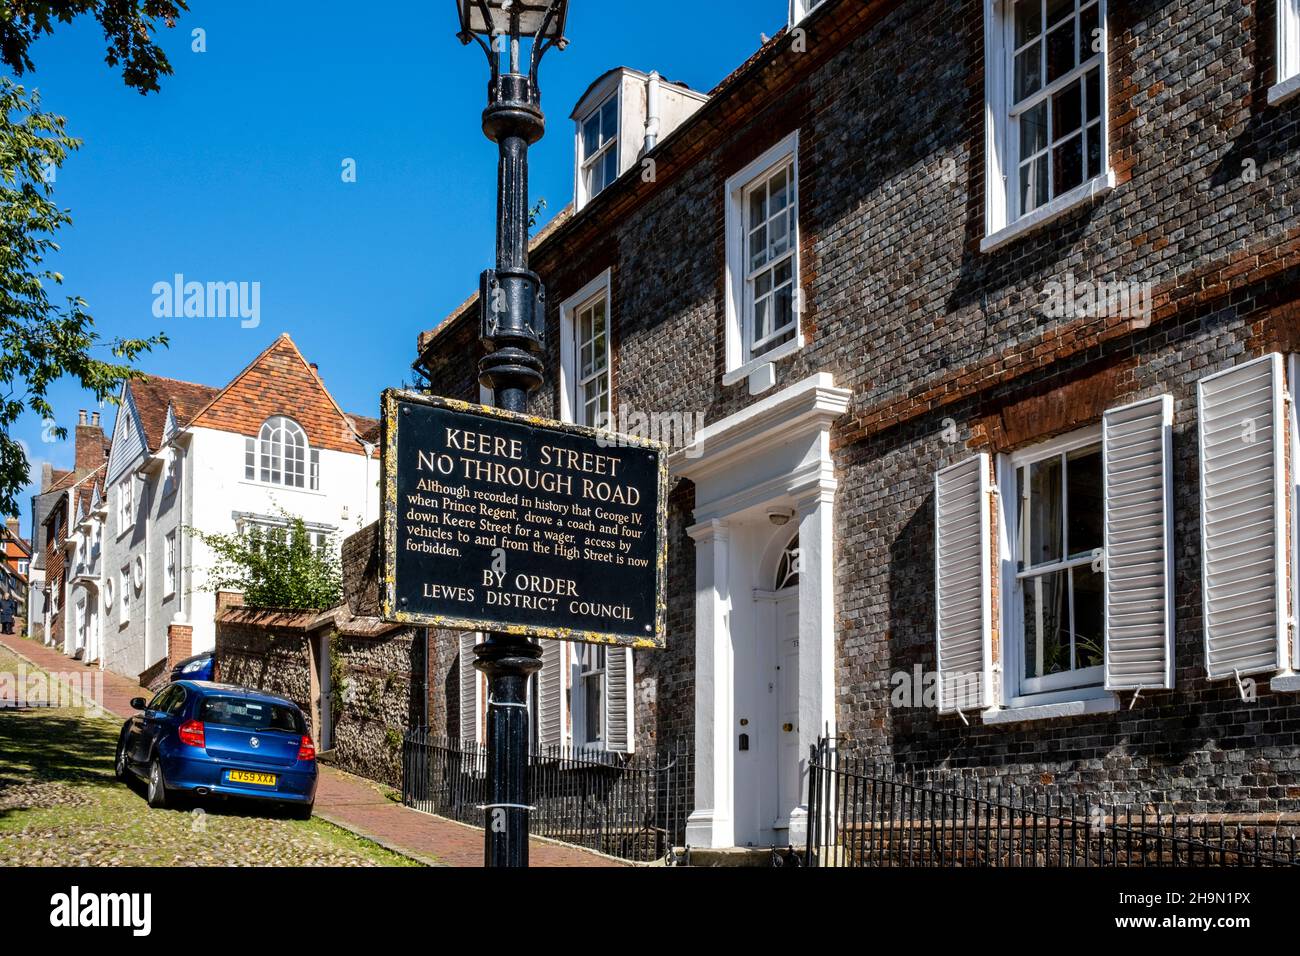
[934,454,992,713]
[458,632,482,744]
[537,638,567,749]
[1291,354,1300,672]
[1198,354,1289,680]
[604,647,634,753]
[1103,395,1175,690]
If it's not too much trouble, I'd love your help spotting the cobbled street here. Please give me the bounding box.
[0,645,418,867]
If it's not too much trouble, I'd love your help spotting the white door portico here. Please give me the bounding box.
[671,372,851,849]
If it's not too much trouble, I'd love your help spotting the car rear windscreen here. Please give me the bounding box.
[200,696,304,733]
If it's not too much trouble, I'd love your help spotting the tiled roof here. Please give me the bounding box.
[70,469,105,519]
[127,375,221,452]
[45,468,79,494]
[347,414,381,444]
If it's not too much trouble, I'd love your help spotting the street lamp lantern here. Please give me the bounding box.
[457,0,570,412]
[456,0,569,44]
[454,0,570,868]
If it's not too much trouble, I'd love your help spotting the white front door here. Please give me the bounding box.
[774,588,801,832]
[74,599,86,655]
[735,585,802,846]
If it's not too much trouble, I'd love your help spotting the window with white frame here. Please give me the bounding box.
[574,293,611,428]
[1276,0,1300,98]
[164,451,179,498]
[245,416,318,490]
[578,643,606,746]
[164,531,177,597]
[1010,429,1105,697]
[725,132,801,377]
[986,0,1108,236]
[119,566,130,623]
[578,93,618,204]
[239,517,334,554]
[560,272,614,428]
[790,0,826,23]
[117,480,134,532]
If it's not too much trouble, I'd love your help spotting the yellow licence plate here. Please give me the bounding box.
[227,770,277,787]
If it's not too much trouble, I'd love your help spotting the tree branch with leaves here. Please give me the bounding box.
[1,0,188,94]
[188,515,343,612]
[0,78,168,515]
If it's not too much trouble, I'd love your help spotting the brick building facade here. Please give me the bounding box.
[414,0,1300,848]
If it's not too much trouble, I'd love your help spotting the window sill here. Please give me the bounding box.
[1269,74,1300,107]
[981,691,1119,725]
[238,479,324,497]
[981,169,1116,254]
[722,336,802,387]
[1269,674,1300,692]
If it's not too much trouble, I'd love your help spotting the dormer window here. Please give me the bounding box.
[579,94,619,204]
[245,416,320,490]
[571,69,708,213]
[790,0,827,23]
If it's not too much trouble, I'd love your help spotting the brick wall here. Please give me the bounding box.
[214,610,316,735]
[42,499,66,650]
[212,526,435,789]
[326,629,426,787]
[416,0,1300,810]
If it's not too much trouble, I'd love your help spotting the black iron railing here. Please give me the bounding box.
[806,738,1300,867]
[402,729,693,863]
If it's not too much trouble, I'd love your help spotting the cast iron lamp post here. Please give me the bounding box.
[455,0,569,868]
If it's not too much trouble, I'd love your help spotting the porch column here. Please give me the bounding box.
[685,518,734,849]
[790,479,837,848]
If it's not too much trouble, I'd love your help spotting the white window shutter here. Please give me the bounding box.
[603,647,634,753]
[537,639,567,749]
[934,453,993,712]
[1198,353,1289,680]
[458,632,482,744]
[1103,395,1176,691]
[1291,354,1300,672]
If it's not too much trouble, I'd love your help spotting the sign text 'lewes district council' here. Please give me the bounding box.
[380,391,667,648]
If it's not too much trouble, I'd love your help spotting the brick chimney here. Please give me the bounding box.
[5,518,18,539]
[74,409,106,473]
[40,462,53,491]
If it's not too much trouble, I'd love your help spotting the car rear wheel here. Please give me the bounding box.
[146,758,169,809]
[114,736,130,782]
[289,802,313,821]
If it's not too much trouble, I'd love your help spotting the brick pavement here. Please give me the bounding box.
[0,634,624,868]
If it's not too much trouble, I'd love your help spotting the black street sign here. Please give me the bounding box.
[380,390,667,648]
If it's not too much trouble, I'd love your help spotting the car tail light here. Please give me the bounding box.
[297,736,316,762]
[178,720,205,748]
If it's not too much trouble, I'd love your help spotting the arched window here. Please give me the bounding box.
[245,417,316,489]
[775,533,800,590]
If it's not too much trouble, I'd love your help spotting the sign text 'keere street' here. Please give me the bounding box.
[380,390,667,648]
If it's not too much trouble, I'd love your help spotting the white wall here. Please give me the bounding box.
[94,424,378,677]
[185,426,377,654]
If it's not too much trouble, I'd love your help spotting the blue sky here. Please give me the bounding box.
[9,0,787,537]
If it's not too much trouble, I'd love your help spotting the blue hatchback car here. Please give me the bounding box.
[115,681,317,818]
